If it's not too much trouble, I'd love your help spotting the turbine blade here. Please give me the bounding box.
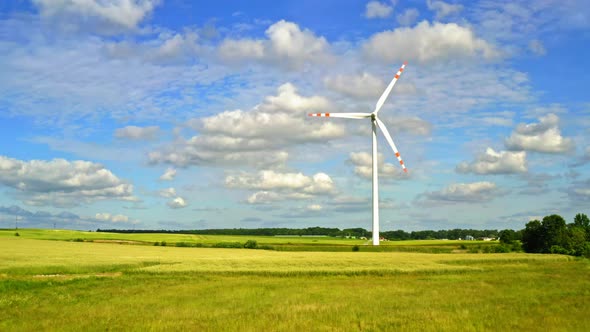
[308,112,371,119]
[374,61,407,114]
[375,117,407,172]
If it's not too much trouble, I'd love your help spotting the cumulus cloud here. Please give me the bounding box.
[149,83,344,168]
[158,187,177,198]
[505,113,574,153]
[95,212,132,223]
[457,148,527,174]
[159,168,177,181]
[226,170,336,195]
[381,116,432,136]
[226,170,336,204]
[167,196,187,209]
[114,125,160,140]
[363,20,497,63]
[396,8,420,26]
[307,204,322,211]
[567,179,590,203]
[420,181,500,203]
[349,152,408,180]
[246,191,281,204]
[218,20,330,68]
[528,39,547,56]
[103,29,200,64]
[365,1,394,19]
[0,205,138,228]
[324,72,385,99]
[0,155,136,207]
[426,0,463,19]
[32,0,159,33]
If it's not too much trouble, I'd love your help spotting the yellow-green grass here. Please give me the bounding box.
[0,228,484,248]
[1,237,589,331]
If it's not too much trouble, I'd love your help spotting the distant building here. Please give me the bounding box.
[465,235,474,241]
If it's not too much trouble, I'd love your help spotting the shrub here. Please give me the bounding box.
[153,242,160,246]
[352,245,360,252]
[459,244,467,250]
[213,242,243,248]
[244,240,258,249]
[160,241,167,247]
[175,242,190,247]
[14,232,20,237]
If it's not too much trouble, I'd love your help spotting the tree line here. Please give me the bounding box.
[97,213,590,257]
[96,226,498,240]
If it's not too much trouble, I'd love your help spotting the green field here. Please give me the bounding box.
[1,230,589,331]
[0,229,494,253]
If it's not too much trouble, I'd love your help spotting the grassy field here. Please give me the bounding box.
[1,230,589,331]
[0,229,494,253]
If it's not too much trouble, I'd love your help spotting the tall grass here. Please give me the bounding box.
[1,236,588,331]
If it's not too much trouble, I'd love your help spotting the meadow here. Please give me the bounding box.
[1,230,589,331]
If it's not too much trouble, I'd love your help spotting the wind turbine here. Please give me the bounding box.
[309,62,408,246]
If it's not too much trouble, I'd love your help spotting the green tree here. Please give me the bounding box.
[573,213,590,241]
[564,226,587,256]
[522,220,543,253]
[540,214,568,253]
[499,229,516,244]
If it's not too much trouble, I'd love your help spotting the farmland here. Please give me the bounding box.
[1,230,589,331]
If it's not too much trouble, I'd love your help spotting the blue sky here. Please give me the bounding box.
[0,0,589,231]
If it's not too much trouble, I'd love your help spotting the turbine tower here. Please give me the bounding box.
[309,62,408,246]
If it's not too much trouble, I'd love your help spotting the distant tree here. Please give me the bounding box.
[522,220,543,253]
[573,213,590,241]
[244,240,258,249]
[540,214,568,253]
[499,229,516,244]
[564,226,587,256]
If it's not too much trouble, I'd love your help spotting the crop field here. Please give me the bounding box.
[1,230,589,331]
[0,229,491,253]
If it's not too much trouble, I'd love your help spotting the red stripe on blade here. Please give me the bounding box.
[395,152,400,157]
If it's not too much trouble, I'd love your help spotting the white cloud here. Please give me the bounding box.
[528,39,547,56]
[396,8,420,26]
[159,168,177,181]
[0,205,139,227]
[567,179,590,203]
[349,152,408,180]
[226,170,336,204]
[95,212,132,223]
[218,20,330,68]
[426,0,463,19]
[381,116,432,136]
[226,170,336,195]
[114,125,160,140]
[324,72,385,99]
[363,20,498,63]
[167,196,187,209]
[0,155,136,207]
[158,187,177,198]
[32,0,159,33]
[365,1,394,19]
[246,191,281,204]
[307,204,322,211]
[482,116,513,127]
[457,148,527,174]
[149,83,344,168]
[505,113,574,153]
[421,181,500,203]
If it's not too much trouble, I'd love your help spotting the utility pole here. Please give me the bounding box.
[15,214,18,230]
